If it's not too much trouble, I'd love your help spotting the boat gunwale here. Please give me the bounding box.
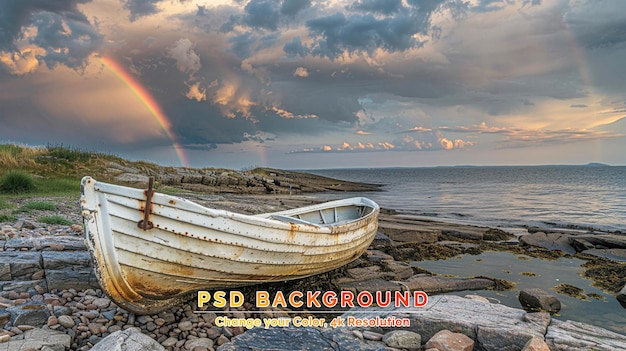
[92,180,378,233]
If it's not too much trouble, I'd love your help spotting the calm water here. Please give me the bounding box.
[309,166,626,333]
[414,252,626,334]
[309,166,626,233]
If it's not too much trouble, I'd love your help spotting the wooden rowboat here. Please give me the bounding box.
[80,176,379,314]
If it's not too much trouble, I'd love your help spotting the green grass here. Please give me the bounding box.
[13,201,56,214]
[45,143,93,162]
[0,170,36,194]
[0,214,17,222]
[0,198,14,210]
[32,177,80,196]
[38,216,74,225]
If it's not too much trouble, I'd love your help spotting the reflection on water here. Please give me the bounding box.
[412,251,626,334]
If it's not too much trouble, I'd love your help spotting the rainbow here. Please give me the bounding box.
[100,56,189,167]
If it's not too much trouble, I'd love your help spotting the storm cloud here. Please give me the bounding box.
[0,0,625,168]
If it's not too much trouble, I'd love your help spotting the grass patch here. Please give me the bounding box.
[13,201,57,214]
[0,198,14,210]
[38,216,74,225]
[32,177,80,196]
[0,170,36,194]
[46,143,93,162]
[0,214,17,222]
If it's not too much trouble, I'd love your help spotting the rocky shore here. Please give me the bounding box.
[0,184,625,350]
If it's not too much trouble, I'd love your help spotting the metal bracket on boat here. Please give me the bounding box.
[138,177,155,230]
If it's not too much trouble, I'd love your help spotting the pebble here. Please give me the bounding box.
[1,198,239,350]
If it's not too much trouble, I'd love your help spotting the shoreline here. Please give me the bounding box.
[0,190,625,349]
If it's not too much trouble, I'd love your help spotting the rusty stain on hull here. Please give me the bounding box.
[80,176,379,315]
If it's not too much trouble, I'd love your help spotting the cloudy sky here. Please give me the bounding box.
[1,0,625,169]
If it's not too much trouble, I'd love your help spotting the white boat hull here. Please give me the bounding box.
[80,176,379,314]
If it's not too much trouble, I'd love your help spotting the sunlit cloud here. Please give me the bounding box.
[293,66,309,77]
[186,82,207,102]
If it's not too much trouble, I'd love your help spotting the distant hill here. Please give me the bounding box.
[585,162,610,167]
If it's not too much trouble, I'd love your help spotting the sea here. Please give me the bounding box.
[308,165,626,233]
[307,165,626,333]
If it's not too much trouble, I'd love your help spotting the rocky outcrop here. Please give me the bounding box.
[220,295,626,351]
[107,163,381,194]
[518,231,626,261]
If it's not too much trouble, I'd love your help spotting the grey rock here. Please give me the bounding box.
[370,231,393,251]
[519,232,575,255]
[58,315,75,328]
[345,266,383,281]
[570,238,596,252]
[343,295,547,350]
[403,275,495,293]
[545,319,626,351]
[382,330,421,350]
[618,283,626,308]
[90,328,165,351]
[581,248,626,262]
[0,263,10,281]
[115,173,150,184]
[523,312,552,336]
[518,288,561,313]
[382,226,440,245]
[108,162,140,174]
[364,249,394,262]
[45,269,99,291]
[0,280,47,294]
[0,328,71,351]
[576,234,626,250]
[382,260,415,280]
[216,327,384,351]
[0,251,42,280]
[41,345,66,351]
[178,320,193,331]
[336,278,406,293]
[3,238,38,250]
[35,236,87,251]
[463,294,490,303]
[161,336,178,347]
[52,305,72,317]
[41,250,91,270]
[7,301,50,327]
[185,338,214,350]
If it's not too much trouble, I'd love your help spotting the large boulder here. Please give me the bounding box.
[90,328,165,351]
[6,301,50,327]
[518,288,561,313]
[423,329,474,351]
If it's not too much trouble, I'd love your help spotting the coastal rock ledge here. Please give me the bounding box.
[218,295,626,351]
